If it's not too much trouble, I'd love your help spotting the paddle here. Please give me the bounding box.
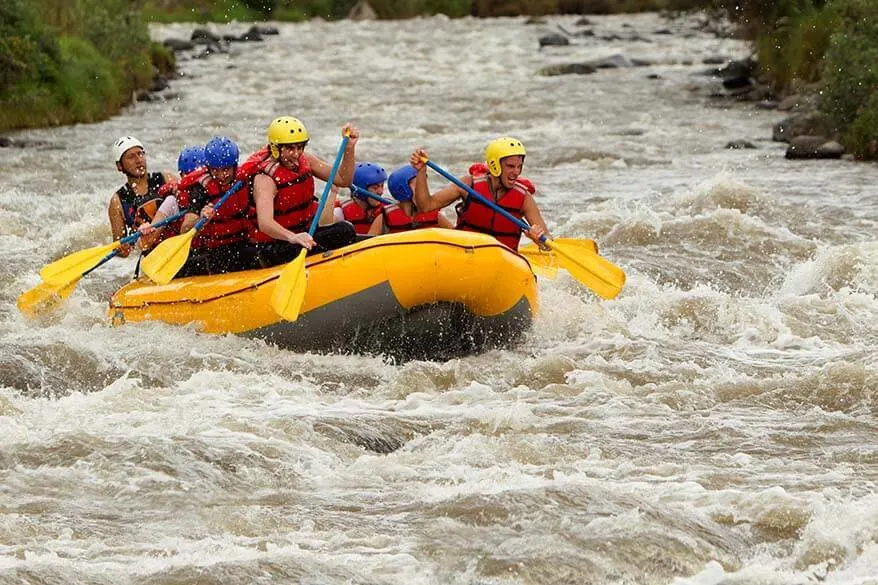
[271,135,349,321]
[20,212,188,318]
[351,184,393,206]
[39,211,186,286]
[141,180,244,285]
[423,160,625,299]
[18,251,116,319]
[518,238,600,279]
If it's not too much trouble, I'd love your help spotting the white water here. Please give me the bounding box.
[1,13,877,585]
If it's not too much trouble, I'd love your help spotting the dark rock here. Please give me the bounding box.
[538,33,570,49]
[773,113,836,143]
[647,73,662,80]
[223,34,242,42]
[654,28,674,35]
[538,63,597,76]
[785,136,845,159]
[257,25,279,35]
[777,94,812,111]
[726,140,757,149]
[191,28,221,44]
[722,75,752,90]
[575,17,593,26]
[631,58,653,67]
[0,136,13,147]
[708,58,756,80]
[163,38,195,51]
[240,26,263,41]
[817,140,845,157]
[150,76,169,92]
[525,16,548,25]
[702,56,727,65]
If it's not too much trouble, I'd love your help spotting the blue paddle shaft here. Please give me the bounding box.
[193,180,245,232]
[118,210,188,246]
[309,136,350,235]
[424,160,546,243]
[351,184,393,206]
[83,250,121,277]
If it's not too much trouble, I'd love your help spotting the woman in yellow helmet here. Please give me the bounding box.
[408,137,550,251]
[247,116,359,268]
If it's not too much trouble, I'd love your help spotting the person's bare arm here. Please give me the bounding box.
[108,193,132,257]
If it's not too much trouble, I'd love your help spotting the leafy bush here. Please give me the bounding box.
[0,0,59,90]
[754,3,838,92]
[819,0,878,130]
[56,35,120,121]
[842,92,878,160]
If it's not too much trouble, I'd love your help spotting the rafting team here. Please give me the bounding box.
[109,116,552,278]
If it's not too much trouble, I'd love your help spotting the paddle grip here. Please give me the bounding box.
[309,136,349,236]
[351,184,393,206]
[193,180,244,232]
[424,160,546,243]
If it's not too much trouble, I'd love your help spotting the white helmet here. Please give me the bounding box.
[113,135,144,163]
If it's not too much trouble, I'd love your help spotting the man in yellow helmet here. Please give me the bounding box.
[246,116,359,267]
[408,137,550,251]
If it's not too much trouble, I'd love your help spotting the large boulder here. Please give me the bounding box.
[785,136,845,159]
[772,112,837,143]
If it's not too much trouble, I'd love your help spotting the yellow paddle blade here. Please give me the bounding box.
[39,242,119,286]
[270,249,308,321]
[519,238,599,279]
[546,240,626,300]
[17,279,80,319]
[141,230,196,285]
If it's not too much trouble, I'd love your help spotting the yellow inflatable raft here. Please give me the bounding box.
[109,229,538,360]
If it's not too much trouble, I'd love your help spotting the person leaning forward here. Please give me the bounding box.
[174,136,257,278]
[108,136,177,257]
[247,116,358,268]
[409,137,549,251]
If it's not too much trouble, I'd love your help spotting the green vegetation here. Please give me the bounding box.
[0,0,173,132]
[711,0,877,160]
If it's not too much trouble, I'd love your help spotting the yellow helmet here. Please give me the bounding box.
[267,116,310,158]
[485,137,526,177]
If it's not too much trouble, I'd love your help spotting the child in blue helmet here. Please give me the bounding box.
[138,145,206,251]
[174,136,259,277]
[367,165,454,235]
[334,162,389,235]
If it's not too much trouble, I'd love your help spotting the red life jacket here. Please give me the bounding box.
[455,163,532,250]
[188,171,252,250]
[381,204,440,234]
[340,199,383,234]
[248,147,317,243]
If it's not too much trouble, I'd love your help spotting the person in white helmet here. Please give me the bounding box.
[107,136,176,257]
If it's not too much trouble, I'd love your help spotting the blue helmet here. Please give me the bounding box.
[352,162,387,198]
[388,165,418,202]
[177,146,206,174]
[204,136,239,168]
